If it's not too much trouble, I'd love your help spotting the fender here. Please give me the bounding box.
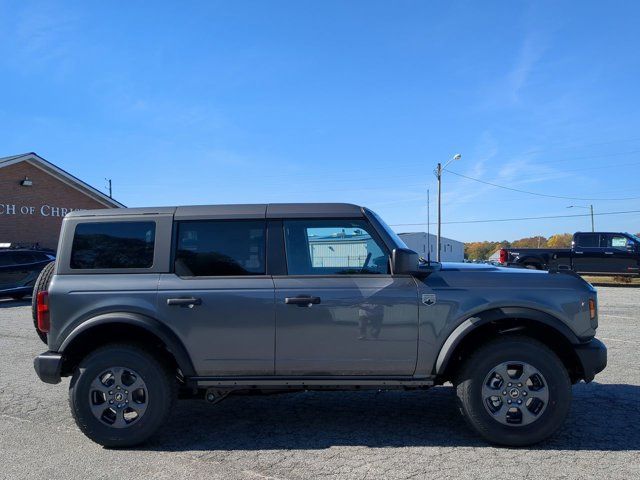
[59,312,196,377]
[434,307,581,375]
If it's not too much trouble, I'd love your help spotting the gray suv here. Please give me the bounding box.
[33,203,607,447]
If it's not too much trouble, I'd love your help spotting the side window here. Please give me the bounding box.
[575,233,600,248]
[284,219,389,275]
[175,220,265,276]
[606,235,629,250]
[71,222,156,269]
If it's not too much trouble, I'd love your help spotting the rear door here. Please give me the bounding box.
[274,218,419,376]
[157,219,275,376]
[572,233,608,273]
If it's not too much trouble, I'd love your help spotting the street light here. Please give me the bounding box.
[567,204,594,232]
[434,153,462,262]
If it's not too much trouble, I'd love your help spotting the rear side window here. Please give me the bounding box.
[71,222,156,269]
[575,233,600,248]
[175,220,265,276]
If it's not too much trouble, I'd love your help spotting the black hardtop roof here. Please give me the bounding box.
[65,203,365,220]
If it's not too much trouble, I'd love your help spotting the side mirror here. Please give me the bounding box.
[391,248,440,277]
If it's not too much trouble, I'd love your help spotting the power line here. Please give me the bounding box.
[389,209,640,227]
[444,169,640,201]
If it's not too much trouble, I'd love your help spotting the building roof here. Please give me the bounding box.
[0,152,125,208]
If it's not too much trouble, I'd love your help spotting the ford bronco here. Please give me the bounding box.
[33,203,607,447]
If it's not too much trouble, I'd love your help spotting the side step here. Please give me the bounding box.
[191,375,435,389]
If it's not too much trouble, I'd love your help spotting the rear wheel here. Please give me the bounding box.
[69,344,177,447]
[455,335,571,447]
[31,261,55,344]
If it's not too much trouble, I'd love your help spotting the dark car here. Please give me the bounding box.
[498,232,640,276]
[0,249,56,299]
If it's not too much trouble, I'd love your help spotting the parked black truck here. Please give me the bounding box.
[499,232,640,275]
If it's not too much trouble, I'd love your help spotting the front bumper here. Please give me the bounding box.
[574,338,607,383]
[33,352,63,384]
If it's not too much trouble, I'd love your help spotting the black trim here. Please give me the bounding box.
[435,307,582,375]
[573,338,607,383]
[33,351,63,384]
[266,220,287,275]
[58,312,197,377]
[191,375,434,387]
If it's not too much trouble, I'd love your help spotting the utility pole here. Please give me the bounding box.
[567,204,594,232]
[105,178,112,198]
[427,188,431,263]
[434,154,461,262]
[436,163,442,262]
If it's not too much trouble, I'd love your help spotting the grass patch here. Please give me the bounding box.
[582,275,640,287]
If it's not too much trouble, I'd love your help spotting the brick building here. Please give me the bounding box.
[0,153,124,250]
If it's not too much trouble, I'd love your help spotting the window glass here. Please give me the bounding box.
[284,219,389,275]
[365,208,408,249]
[71,222,155,269]
[607,235,629,249]
[175,220,265,276]
[575,233,600,248]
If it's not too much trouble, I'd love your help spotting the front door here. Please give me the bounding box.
[601,233,639,274]
[274,219,419,376]
[157,219,275,376]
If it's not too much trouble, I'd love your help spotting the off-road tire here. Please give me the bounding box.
[31,261,55,344]
[454,335,571,447]
[69,343,177,448]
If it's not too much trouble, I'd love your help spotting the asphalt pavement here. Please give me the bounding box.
[0,287,638,480]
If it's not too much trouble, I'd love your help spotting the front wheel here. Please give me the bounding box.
[69,344,177,447]
[455,336,571,447]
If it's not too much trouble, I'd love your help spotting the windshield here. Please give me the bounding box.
[365,209,408,249]
[627,233,640,244]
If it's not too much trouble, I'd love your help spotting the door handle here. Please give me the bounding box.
[167,297,202,307]
[604,252,614,255]
[285,296,321,307]
[574,251,584,254]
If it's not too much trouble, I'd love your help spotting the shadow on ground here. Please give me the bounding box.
[146,382,639,452]
[0,298,31,309]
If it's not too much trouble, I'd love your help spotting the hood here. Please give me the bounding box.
[439,262,546,274]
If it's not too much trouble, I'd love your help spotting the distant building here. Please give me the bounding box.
[398,232,464,262]
[307,230,375,268]
[0,152,124,249]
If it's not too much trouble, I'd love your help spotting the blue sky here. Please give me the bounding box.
[1,1,639,242]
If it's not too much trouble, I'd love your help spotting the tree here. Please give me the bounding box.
[511,236,547,248]
[465,241,510,260]
[547,233,573,248]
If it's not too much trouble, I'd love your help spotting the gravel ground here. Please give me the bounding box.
[0,287,638,480]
